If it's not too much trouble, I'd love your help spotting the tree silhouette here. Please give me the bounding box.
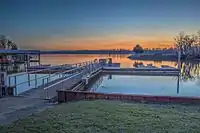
[0,35,19,73]
[133,44,144,53]
[174,31,200,59]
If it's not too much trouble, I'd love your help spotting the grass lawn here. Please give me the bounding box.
[1,100,200,133]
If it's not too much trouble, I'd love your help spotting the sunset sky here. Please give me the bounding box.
[0,0,199,50]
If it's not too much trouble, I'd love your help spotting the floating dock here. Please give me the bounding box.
[1,58,180,101]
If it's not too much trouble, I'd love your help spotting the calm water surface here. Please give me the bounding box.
[41,54,200,80]
[88,74,200,97]
[40,54,200,97]
[41,54,177,68]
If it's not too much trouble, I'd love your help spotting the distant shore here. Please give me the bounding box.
[128,54,178,61]
[128,54,200,61]
[40,50,131,54]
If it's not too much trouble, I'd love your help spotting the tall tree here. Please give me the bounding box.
[0,35,8,49]
[133,44,144,53]
[174,31,199,59]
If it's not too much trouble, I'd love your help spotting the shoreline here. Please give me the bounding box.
[128,55,200,61]
[128,55,178,61]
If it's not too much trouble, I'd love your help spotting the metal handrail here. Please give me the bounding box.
[8,64,70,77]
[9,64,87,87]
[44,72,83,90]
[8,60,100,88]
[43,63,103,99]
[7,59,92,81]
[11,71,62,87]
[44,62,103,90]
[6,58,108,97]
[8,59,96,78]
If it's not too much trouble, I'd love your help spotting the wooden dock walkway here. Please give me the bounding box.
[5,59,180,100]
[5,59,102,99]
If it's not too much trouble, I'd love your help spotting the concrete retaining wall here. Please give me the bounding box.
[57,90,200,104]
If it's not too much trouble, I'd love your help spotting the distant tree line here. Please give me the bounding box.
[132,44,176,53]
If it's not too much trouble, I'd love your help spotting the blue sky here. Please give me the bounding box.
[0,0,199,50]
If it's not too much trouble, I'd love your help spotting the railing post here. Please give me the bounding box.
[8,76,11,87]
[14,76,17,88]
[14,76,17,95]
[92,63,94,72]
[45,88,49,100]
[47,77,49,83]
[62,65,64,78]
[28,73,30,86]
[62,80,64,90]
[91,63,93,73]
[89,62,92,73]
[42,78,45,88]
[86,63,88,74]
[48,69,51,80]
[45,78,49,99]
[90,62,92,73]
[35,74,37,88]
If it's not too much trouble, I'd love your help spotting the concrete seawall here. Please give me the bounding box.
[57,90,200,104]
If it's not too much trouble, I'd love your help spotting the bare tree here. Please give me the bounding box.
[174,31,200,60]
[0,35,18,50]
[0,35,8,49]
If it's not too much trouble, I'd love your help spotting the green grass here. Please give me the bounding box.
[1,100,200,133]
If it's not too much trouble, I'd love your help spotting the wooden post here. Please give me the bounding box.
[38,53,41,66]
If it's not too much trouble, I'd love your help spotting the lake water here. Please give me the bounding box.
[38,54,200,97]
[41,54,200,80]
[88,74,200,97]
[41,54,177,68]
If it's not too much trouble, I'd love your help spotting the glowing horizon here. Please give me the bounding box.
[0,0,199,50]
[30,38,175,50]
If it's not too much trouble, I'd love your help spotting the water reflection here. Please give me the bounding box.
[90,75,103,92]
[88,74,200,97]
[180,61,200,81]
[41,54,178,67]
[177,75,180,94]
[129,58,200,81]
[108,74,112,80]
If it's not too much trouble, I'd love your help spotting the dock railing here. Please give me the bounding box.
[43,60,103,99]
[6,59,104,96]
